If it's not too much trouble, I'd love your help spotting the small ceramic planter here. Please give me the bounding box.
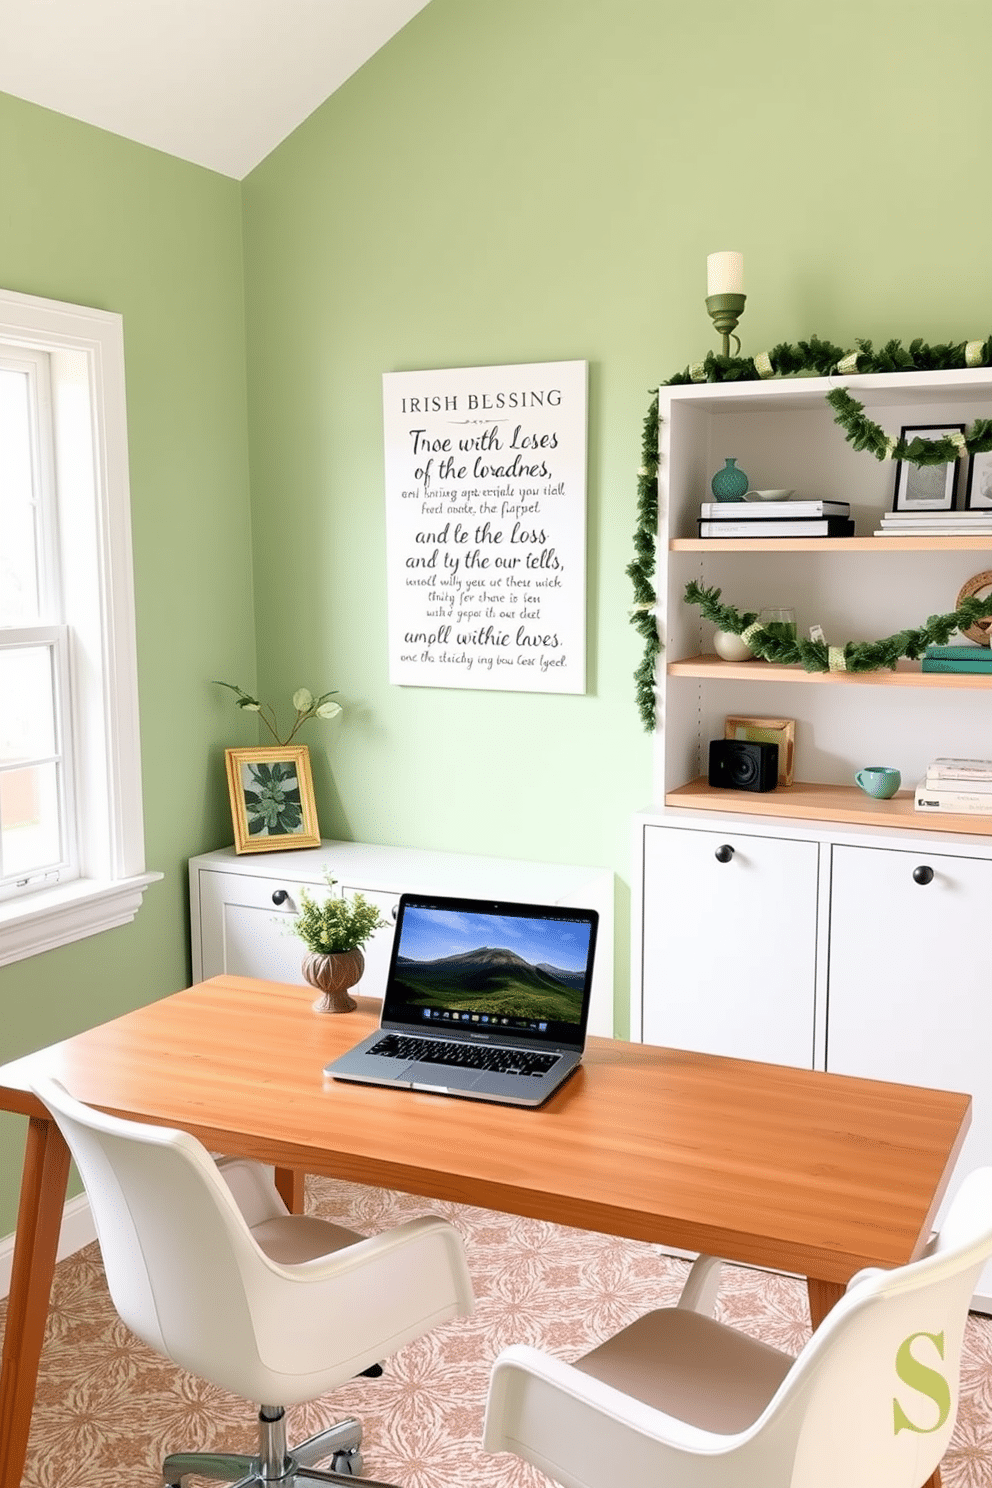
[713,629,756,662]
[302,948,365,1014]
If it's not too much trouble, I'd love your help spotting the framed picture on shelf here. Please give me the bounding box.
[224,744,321,854]
[956,571,992,647]
[964,451,992,511]
[891,424,964,511]
[724,715,795,787]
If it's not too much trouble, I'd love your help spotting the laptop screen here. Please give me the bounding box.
[381,894,598,1051]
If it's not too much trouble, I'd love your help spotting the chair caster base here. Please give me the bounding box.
[330,1447,364,1475]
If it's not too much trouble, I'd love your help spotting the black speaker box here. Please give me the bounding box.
[708,738,779,792]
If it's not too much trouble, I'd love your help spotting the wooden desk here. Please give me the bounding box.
[0,974,972,1488]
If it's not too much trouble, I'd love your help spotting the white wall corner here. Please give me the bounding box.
[0,1190,95,1300]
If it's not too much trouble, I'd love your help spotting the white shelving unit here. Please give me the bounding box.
[656,367,992,826]
[633,368,992,1307]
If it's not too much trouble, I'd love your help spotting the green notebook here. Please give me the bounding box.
[924,645,992,659]
[922,657,992,673]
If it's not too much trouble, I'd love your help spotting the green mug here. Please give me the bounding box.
[855,766,901,800]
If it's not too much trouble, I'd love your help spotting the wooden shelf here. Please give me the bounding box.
[665,778,992,837]
[666,655,992,687]
[671,535,992,553]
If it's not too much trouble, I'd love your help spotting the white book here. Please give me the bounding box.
[874,527,992,537]
[927,757,992,781]
[924,773,992,793]
[698,517,854,539]
[915,783,992,814]
[881,510,992,522]
[879,521,992,531]
[699,499,849,519]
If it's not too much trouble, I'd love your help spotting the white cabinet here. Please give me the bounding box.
[633,809,992,1309]
[190,840,615,1036]
[827,842,992,1309]
[641,823,818,1067]
[634,366,992,1305]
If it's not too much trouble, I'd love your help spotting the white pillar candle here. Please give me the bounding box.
[707,251,744,296]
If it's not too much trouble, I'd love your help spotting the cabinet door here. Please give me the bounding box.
[196,870,333,987]
[828,844,992,1294]
[641,826,818,1067]
[195,870,400,1000]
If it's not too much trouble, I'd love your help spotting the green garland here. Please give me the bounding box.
[628,393,662,723]
[683,581,992,673]
[826,388,992,465]
[626,334,992,729]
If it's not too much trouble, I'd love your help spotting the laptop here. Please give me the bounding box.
[324,892,599,1107]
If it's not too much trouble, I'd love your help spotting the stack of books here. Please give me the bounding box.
[698,499,853,539]
[875,510,992,537]
[921,644,992,674]
[915,758,992,815]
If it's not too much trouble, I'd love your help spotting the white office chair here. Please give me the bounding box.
[484,1167,992,1488]
[32,1075,475,1487]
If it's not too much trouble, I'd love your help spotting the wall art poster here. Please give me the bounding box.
[383,359,587,693]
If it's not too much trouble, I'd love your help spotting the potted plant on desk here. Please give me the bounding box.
[291,872,388,1013]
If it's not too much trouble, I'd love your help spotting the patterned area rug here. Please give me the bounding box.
[4,1174,992,1486]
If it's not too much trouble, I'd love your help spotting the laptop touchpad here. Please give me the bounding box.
[405,1061,483,1091]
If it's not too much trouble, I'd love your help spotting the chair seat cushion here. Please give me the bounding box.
[250,1215,365,1264]
[573,1306,794,1435]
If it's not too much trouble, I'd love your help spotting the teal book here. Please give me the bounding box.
[924,645,992,659]
[922,657,992,673]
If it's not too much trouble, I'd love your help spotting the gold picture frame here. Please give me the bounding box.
[224,744,320,854]
[724,716,795,787]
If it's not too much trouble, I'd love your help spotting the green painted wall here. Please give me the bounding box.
[241,0,992,1035]
[0,93,256,1233]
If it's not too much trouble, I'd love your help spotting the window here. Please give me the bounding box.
[0,288,159,965]
[1,349,75,895]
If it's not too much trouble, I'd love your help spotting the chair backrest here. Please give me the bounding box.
[749,1166,992,1488]
[32,1075,276,1381]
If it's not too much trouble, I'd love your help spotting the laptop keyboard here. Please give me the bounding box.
[369,1034,559,1077]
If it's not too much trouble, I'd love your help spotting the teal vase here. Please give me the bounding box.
[711,457,749,502]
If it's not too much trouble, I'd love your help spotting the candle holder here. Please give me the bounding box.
[706,292,747,357]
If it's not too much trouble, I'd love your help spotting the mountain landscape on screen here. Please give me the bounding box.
[394,945,585,1020]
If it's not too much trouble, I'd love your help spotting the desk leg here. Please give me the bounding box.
[807,1278,941,1488]
[806,1277,845,1331]
[0,1116,71,1488]
[274,1166,305,1214]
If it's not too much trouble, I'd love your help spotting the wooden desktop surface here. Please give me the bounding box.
[0,974,973,1488]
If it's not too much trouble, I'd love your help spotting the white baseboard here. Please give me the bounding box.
[0,1192,96,1300]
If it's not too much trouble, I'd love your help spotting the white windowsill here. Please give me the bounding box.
[0,872,163,967]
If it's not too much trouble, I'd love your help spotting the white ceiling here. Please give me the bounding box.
[0,0,433,179]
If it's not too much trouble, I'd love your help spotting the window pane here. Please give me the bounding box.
[0,646,57,763]
[1,762,62,876]
[0,367,40,623]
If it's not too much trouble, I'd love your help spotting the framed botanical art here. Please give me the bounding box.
[225,744,320,853]
[965,451,992,511]
[724,715,795,787]
[891,424,964,511]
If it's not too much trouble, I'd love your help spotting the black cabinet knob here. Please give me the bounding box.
[714,844,735,864]
[271,889,289,905]
[912,865,934,886]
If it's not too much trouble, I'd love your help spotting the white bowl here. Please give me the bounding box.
[744,488,795,501]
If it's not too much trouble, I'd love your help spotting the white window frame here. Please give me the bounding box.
[0,287,160,965]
